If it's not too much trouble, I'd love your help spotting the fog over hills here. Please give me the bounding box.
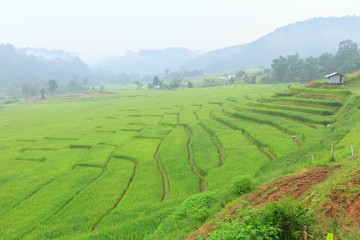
[0,15,359,93]
[20,47,78,61]
[96,48,200,74]
[0,44,90,94]
[92,16,360,74]
[183,16,360,73]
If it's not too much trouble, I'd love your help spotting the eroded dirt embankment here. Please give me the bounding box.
[187,166,335,240]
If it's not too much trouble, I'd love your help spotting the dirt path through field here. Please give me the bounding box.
[186,166,335,240]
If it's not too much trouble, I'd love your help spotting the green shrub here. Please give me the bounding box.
[207,203,279,240]
[146,192,218,240]
[262,198,314,240]
[175,191,218,221]
[231,176,255,196]
[206,198,314,240]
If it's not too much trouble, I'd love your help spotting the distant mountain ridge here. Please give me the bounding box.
[97,47,200,73]
[20,47,78,61]
[183,16,360,73]
[0,44,90,88]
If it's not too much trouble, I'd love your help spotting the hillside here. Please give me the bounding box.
[0,44,90,95]
[150,72,360,240]
[184,16,360,73]
[1,70,360,239]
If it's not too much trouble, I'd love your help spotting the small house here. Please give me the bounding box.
[325,72,344,84]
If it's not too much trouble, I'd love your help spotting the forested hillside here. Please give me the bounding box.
[0,44,90,95]
[184,16,360,73]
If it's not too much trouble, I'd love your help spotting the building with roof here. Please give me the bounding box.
[325,72,344,84]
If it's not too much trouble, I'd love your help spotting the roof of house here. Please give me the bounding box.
[325,72,344,78]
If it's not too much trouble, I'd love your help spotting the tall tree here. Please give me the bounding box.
[335,39,359,62]
[152,75,161,88]
[48,79,58,92]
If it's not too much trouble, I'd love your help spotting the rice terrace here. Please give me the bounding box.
[1,70,360,239]
[1,3,360,239]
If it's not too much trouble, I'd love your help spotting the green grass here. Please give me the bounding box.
[187,124,220,175]
[278,97,343,107]
[248,102,335,116]
[0,81,358,239]
[236,106,335,125]
[290,86,352,95]
[212,113,298,158]
[158,126,199,199]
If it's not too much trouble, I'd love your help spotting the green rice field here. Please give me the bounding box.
[0,82,358,239]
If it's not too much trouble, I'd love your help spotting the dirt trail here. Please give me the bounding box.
[324,170,360,223]
[347,197,360,222]
[186,166,335,240]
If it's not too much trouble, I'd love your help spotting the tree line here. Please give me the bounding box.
[261,39,360,83]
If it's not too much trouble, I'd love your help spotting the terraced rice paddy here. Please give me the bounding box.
[0,84,352,239]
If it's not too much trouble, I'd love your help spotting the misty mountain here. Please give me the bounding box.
[0,44,90,90]
[183,16,360,74]
[20,47,78,61]
[97,48,200,74]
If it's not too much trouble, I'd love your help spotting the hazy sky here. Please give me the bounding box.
[0,0,359,57]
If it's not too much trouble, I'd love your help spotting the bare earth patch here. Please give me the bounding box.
[322,170,360,223]
[187,167,335,240]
